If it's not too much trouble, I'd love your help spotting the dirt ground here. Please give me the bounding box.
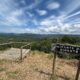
[0,50,79,80]
[0,48,30,60]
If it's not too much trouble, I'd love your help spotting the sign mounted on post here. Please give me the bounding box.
[51,43,80,80]
[52,44,80,54]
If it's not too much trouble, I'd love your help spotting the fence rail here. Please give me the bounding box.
[0,42,12,46]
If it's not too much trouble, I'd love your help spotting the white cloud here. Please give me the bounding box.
[20,0,26,5]
[40,16,56,26]
[0,0,80,34]
[25,28,40,34]
[47,2,60,10]
[0,8,31,27]
[39,15,80,34]
[63,0,80,15]
[32,19,38,25]
[0,0,15,17]
[74,24,80,27]
[37,9,47,16]
[0,0,43,27]
[2,9,24,26]
[64,11,80,20]
[23,0,43,10]
[0,0,22,26]
[27,12,34,17]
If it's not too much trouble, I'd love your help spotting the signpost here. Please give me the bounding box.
[51,43,80,80]
[50,51,57,80]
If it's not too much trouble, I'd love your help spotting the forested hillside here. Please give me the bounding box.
[0,33,80,59]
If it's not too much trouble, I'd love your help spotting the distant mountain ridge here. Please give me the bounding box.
[0,33,80,38]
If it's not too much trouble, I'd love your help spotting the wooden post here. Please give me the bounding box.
[50,51,57,80]
[75,60,80,80]
[20,43,31,61]
[20,47,23,61]
[50,38,59,80]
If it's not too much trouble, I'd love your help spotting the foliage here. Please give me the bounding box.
[0,34,80,59]
[61,35,80,44]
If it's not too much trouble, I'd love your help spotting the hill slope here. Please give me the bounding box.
[0,51,79,80]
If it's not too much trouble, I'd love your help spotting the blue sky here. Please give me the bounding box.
[0,0,80,34]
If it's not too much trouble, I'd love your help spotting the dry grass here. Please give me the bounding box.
[0,50,79,80]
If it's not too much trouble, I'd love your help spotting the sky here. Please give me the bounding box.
[0,0,80,34]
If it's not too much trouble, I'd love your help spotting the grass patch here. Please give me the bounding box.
[32,50,46,55]
[0,60,14,65]
[47,53,53,60]
[0,59,21,65]
[0,67,6,72]
[0,60,8,65]
[6,71,19,79]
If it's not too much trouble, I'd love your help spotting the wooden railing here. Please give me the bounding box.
[20,43,31,61]
[0,42,31,61]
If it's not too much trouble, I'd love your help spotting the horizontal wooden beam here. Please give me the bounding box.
[0,42,29,46]
[21,43,31,48]
[0,42,12,46]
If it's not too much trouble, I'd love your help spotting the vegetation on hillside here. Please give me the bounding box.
[0,34,80,59]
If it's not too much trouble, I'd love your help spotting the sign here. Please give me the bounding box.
[51,43,80,80]
[52,44,80,54]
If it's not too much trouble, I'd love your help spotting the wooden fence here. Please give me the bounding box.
[0,42,31,61]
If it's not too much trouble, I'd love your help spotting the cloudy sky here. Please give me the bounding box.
[0,0,80,34]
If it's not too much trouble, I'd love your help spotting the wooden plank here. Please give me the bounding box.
[20,47,23,61]
[52,44,80,54]
[50,52,57,80]
[0,42,28,46]
[21,43,31,48]
[0,42,12,46]
[75,60,80,80]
